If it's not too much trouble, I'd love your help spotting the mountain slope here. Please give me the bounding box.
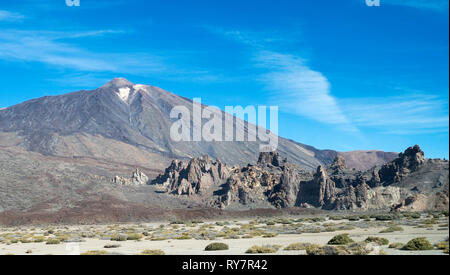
[0,78,397,172]
[0,78,336,172]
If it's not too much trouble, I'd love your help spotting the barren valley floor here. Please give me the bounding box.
[0,212,448,255]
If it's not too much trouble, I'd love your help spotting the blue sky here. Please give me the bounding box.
[0,0,448,158]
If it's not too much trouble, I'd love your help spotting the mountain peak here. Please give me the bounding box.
[101,78,135,89]
[100,78,138,103]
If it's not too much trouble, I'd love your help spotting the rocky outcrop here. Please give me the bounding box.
[268,167,302,208]
[151,145,449,212]
[296,145,448,211]
[112,169,149,186]
[391,191,449,212]
[212,152,308,209]
[214,162,282,209]
[257,151,287,167]
[329,155,347,172]
[378,145,425,184]
[151,155,230,196]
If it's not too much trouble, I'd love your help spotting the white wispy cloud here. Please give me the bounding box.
[208,27,355,128]
[341,94,449,134]
[0,10,24,22]
[0,28,223,86]
[382,0,449,12]
[255,51,352,126]
[208,27,449,136]
[0,29,164,72]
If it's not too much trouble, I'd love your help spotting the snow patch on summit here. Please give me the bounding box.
[133,84,148,91]
[118,87,131,102]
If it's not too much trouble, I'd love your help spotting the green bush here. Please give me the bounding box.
[365,237,389,246]
[205,242,229,251]
[81,250,108,255]
[346,216,360,221]
[422,218,438,225]
[436,241,449,251]
[327,234,354,245]
[306,243,373,256]
[403,212,421,219]
[374,214,395,221]
[388,242,404,249]
[328,216,344,221]
[262,233,278,238]
[33,237,46,243]
[140,249,165,255]
[311,217,326,223]
[111,234,128,241]
[176,234,193,240]
[20,238,32,243]
[104,244,121,249]
[284,243,313,251]
[379,226,403,233]
[245,245,280,254]
[126,233,143,241]
[45,239,61,245]
[402,238,434,251]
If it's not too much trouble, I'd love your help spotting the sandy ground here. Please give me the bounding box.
[0,220,447,255]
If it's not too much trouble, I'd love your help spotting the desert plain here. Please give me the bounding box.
[0,211,448,255]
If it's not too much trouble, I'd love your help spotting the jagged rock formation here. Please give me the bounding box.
[378,145,425,184]
[298,145,448,211]
[151,155,230,196]
[113,169,149,186]
[152,145,449,212]
[211,152,314,209]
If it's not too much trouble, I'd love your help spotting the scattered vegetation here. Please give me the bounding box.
[45,239,61,245]
[402,238,434,251]
[403,212,421,219]
[307,242,373,255]
[176,233,193,240]
[365,237,389,246]
[388,242,404,249]
[104,244,121,249]
[262,233,278,238]
[110,234,128,241]
[80,250,108,255]
[205,243,229,251]
[140,249,165,255]
[436,239,449,253]
[246,245,280,254]
[373,214,400,221]
[126,233,143,241]
[379,226,404,233]
[328,216,344,221]
[284,243,313,251]
[327,234,354,245]
[346,215,360,221]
